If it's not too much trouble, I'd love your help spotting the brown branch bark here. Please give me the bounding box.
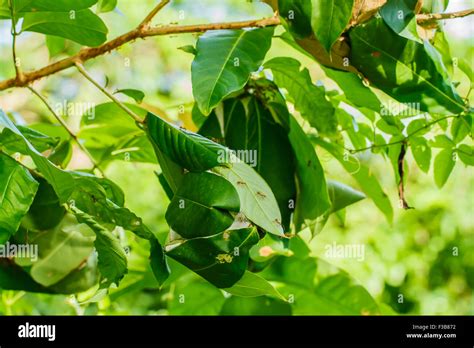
[416,8,474,23]
[0,16,280,91]
[0,5,470,92]
[397,141,413,210]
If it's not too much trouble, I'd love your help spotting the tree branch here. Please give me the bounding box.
[416,8,474,24]
[0,16,280,91]
[0,2,468,92]
[27,86,104,175]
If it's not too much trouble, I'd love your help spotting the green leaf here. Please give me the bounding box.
[220,296,292,315]
[29,214,95,287]
[380,0,421,43]
[16,0,99,12]
[422,0,449,12]
[430,134,454,148]
[327,180,365,213]
[165,172,240,238]
[192,28,274,115]
[1,111,169,286]
[22,9,108,47]
[50,253,99,294]
[410,136,431,173]
[322,67,381,113]
[114,89,145,103]
[48,140,73,168]
[21,176,66,231]
[247,98,297,230]
[288,115,330,229]
[73,208,128,288]
[78,103,155,165]
[407,118,429,136]
[376,117,404,135]
[166,228,259,288]
[314,138,393,222]
[0,154,39,244]
[71,176,170,285]
[0,0,9,19]
[97,0,117,13]
[265,57,336,135]
[250,233,292,262]
[168,278,225,315]
[224,270,287,301]
[311,0,355,52]
[200,97,297,230]
[0,110,76,202]
[46,34,66,57]
[0,125,60,153]
[277,0,313,39]
[177,45,196,55]
[214,161,284,236]
[434,148,455,188]
[280,273,380,315]
[149,238,170,286]
[69,175,154,240]
[260,254,317,289]
[349,17,466,115]
[457,145,474,166]
[146,112,225,172]
[0,259,52,293]
[154,147,185,195]
[451,116,471,143]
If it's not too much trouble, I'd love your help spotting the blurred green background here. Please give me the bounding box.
[0,0,472,315]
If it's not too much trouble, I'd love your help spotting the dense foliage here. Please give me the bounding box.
[0,0,472,315]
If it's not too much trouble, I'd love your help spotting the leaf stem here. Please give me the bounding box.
[27,85,105,175]
[74,62,145,125]
[8,0,23,82]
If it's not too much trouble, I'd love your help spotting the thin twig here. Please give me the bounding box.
[8,0,23,81]
[74,62,145,124]
[27,86,105,175]
[0,15,280,91]
[347,115,457,154]
[417,8,474,24]
[138,0,170,30]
